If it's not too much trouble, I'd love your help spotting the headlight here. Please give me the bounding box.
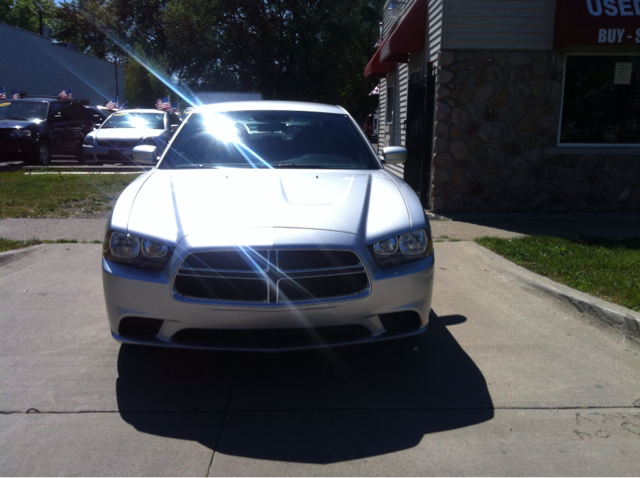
[103,231,172,270]
[83,135,94,146]
[399,230,428,255]
[10,129,31,138]
[369,229,433,267]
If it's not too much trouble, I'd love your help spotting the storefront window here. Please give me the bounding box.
[559,55,640,146]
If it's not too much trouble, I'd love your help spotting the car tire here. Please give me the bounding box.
[32,140,51,166]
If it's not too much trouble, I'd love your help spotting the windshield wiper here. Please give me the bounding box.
[174,164,219,169]
[5,117,30,121]
[275,164,330,168]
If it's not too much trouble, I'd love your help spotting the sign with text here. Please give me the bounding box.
[555,0,640,49]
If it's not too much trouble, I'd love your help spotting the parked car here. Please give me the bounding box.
[362,112,378,141]
[82,109,181,164]
[0,97,94,165]
[102,101,434,351]
[84,105,110,129]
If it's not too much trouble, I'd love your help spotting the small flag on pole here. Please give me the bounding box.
[369,84,380,95]
[12,88,20,99]
[155,96,171,110]
[0,86,5,100]
[58,87,73,100]
[106,96,119,110]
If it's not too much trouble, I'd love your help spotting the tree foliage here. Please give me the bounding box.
[50,0,122,61]
[21,0,384,116]
[2,0,57,34]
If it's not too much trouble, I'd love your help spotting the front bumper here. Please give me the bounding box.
[102,229,434,351]
[0,137,36,160]
[83,144,135,163]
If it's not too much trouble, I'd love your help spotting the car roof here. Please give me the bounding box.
[193,101,348,115]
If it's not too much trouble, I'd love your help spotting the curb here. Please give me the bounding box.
[0,244,40,267]
[472,242,640,344]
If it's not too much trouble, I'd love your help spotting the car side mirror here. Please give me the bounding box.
[133,145,158,164]
[382,146,407,164]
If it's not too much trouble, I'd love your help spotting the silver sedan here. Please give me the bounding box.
[82,109,179,163]
[102,101,434,350]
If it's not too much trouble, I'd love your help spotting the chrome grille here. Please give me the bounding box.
[97,139,139,148]
[173,249,369,303]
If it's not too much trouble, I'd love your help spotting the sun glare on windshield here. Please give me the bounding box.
[128,116,151,129]
[202,112,241,143]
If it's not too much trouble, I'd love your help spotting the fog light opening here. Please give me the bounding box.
[118,317,164,339]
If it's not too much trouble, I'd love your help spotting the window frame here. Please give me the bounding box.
[557,52,640,148]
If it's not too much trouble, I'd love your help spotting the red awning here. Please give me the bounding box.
[364,46,397,78]
[380,0,426,63]
[364,0,427,78]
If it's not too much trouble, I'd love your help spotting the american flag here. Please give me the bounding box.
[155,96,171,110]
[59,88,73,100]
[106,96,118,110]
[169,102,179,112]
[0,86,5,100]
[12,88,19,99]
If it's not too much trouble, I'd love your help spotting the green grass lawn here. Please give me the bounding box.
[476,236,640,312]
[0,171,139,218]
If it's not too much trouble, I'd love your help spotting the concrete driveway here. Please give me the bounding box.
[1,243,639,476]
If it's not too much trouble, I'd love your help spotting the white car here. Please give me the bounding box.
[82,109,180,164]
[102,101,434,351]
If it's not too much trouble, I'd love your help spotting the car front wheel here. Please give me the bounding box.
[32,141,51,166]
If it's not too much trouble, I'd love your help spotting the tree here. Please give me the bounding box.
[124,45,173,108]
[2,0,57,34]
[50,0,122,62]
[213,0,383,116]
[38,0,383,115]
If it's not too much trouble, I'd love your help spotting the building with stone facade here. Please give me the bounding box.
[365,0,640,213]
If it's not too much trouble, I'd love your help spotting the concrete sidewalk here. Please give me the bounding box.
[1,212,638,242]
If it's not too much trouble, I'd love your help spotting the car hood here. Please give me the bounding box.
[0,118,39,129]
[92,127,165,140]
[113,169,419,245]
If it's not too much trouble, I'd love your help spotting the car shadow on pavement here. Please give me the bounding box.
[116,311,494,464]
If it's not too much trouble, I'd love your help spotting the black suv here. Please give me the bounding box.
[0,97,94,165]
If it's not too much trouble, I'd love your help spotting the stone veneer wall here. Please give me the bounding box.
[431,49,640,212]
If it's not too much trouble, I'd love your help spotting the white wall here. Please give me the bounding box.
[0,23,124,106]
[443,0,556,50]
[428,0,445,63]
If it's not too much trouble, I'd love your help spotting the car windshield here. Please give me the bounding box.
[159,110,379,170]
[0,101,48,121]
[101,111,165,129]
